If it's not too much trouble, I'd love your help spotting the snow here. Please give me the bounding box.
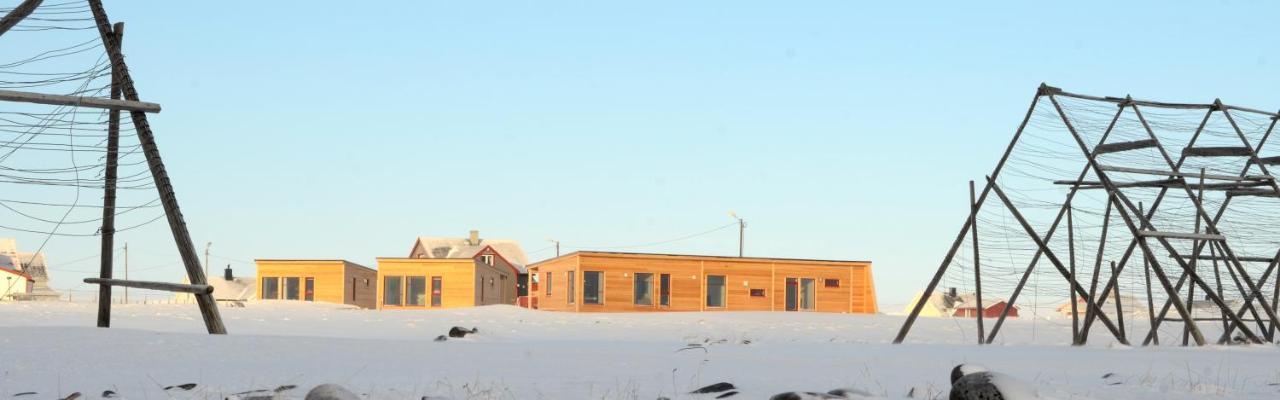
[1,301,1279,399]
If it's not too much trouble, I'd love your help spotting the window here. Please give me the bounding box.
[384,276,403,306]
[352,278,357,301]
[824,279,840,288]
[706,275,726,308]
[407,276,427,306]
[750,289,766,297]
[634,273,654,306]
[431,276,442,307]
[480,254,495,266]
[546,272,553,296]
[304,278,315,301]
[583,271,603,304]
[659,274,671,307]
[568,271,576,304]
[262,277,279,299]
[284,277,300,300]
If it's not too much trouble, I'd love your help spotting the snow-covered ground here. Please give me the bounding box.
[1,301,1278,399]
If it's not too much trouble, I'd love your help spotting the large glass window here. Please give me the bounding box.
[431,276,442,307]
[706,275,726,308]
[583,271,603,304]
[284,277,300,300]
[568,271,576,304]
[800,278,816,311]
[407,276,427,306]
[304,278,315,301]
[634,273,654,306]
[659,274,670,307]
[384,276,403,306]
[262,277,279,299]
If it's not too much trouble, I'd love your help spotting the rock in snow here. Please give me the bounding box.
[949,364,1039,400]
[305,384,360,400]
[690,382,737,394]
[768,387,875,400]
[448,326,479,338]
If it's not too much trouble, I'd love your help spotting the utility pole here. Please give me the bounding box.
[551,240,560,257]
[204,242,211,279]
[123,242,128,303]
[730,212,746,257]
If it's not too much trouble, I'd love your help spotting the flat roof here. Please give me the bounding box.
[254,259,375,272]
[528,251,871,268]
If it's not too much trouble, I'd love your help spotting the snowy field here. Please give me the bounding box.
[1,302,1278,399]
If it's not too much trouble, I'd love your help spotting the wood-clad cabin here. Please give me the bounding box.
[376,257,516,309]
[408,231,529,303]
[254,259,377,309]
[527,252,876,313]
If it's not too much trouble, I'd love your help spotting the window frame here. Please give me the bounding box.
[383,276,404,306]
[706,275,727,308]
[406,276,427,306]
[583,271,603,305]
[659,273,671,307]
[568,271,576,304]
[431,276,443,307]
[284,277,301,300]
[634,273,654,306]
[304,277,315,301]
[261,277,279,299]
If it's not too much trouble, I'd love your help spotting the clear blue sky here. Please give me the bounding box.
[12,1,1280,305]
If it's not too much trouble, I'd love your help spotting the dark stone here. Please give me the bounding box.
[767,392,843,400]
[715,391,739,398]
[163,383,197,391]
[101,390,116,398]
[949,372,1003,400]
[275,385,298,392]
[61,393,81,400]
[690,382,736,394]
[434,335,448,342]
[449,326,479,338]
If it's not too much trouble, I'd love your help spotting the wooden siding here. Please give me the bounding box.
[527,252,876,314]
[344,262,378,309]
[376,258,513,310]
[255,259,376,308]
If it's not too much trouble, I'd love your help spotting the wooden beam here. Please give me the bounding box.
[1178,254,1275,263]
[1247,156,1280,166]
[96,22,124,329]
[1182,146,1254,157]
[1095,139,1158,154]
[1136,230,1226,241]
[1097,164,1272,182]
[0,89,161,113]
[0,0,41,37]
[84,278,212,294]
[1226,189,1280,197]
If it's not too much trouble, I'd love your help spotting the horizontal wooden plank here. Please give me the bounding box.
[1176,254,1276,263]
[1226,189,1280,197]
[1094,139,1157,155]
[1136,230,1226,241]
[0,89,161,113]
[1097,164,1272,182]
[1182,146,1253,157]
[1248,156,1280,166]
[84,278,212,294]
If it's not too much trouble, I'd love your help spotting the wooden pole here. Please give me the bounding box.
[970,180,985,345]
[0,89,160,113]
[0,0,41,37]
[1068,203,1080,345]
[96,22,123,329]
[83,278,212,294]
[1111,261,1126,343]
[1140,202,1157,345]
[1081,195,1112,344]
[88,0,225,334]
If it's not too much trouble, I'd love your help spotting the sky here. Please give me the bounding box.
[5,0,1280,306]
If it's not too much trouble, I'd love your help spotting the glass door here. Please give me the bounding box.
[785,278,798,311]
[800,278,816,311]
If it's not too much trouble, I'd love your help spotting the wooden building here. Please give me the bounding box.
[408,231,529,303]
[527,252,876,313]
[255,259,378,309]
[376,257,516,309]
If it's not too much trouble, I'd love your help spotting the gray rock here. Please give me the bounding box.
[305,384,359,400]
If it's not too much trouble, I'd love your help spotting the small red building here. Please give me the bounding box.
[953,300,1018,318]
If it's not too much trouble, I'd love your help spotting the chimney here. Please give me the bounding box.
[469,230,480,246]
[947,287,958,299]
[224,264,233,281]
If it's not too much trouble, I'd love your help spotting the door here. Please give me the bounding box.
[431,276,442,307]
[800,278,815,311]
[304,277,315,301]
[659,274,671,307]
[785,278,798,311]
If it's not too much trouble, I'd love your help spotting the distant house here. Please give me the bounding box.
[408,231,529,303]
[376,257,516,309]
[952,295,1018,318]
[904,289,1016,318]
[255,259,378,309]
[0,238,60,301]
[1055,289,1147,318]
[0,254,34,300]
[175,265,258,305]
